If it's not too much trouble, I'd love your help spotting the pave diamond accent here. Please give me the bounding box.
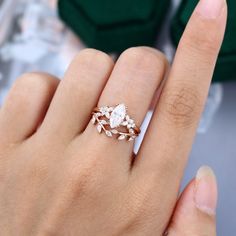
[110,104,126,129]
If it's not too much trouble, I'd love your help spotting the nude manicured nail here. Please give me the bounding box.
[196,0,226,19]
[194,166,217,215]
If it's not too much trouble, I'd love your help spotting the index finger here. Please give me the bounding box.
[132,0,227,227]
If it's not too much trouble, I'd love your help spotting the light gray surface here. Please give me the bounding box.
[183,82,236,235]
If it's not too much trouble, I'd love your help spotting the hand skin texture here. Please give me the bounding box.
[0,0,227,235]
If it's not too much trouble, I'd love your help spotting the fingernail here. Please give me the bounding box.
[194,166,217,215]
[196,0,226,19]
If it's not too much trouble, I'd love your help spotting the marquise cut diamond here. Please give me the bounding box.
[110,104,126,128]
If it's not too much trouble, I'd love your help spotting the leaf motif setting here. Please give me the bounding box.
[97,125,102,133]
[92,104,139,141]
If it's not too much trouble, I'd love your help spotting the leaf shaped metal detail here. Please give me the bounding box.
[111,129,118,134]
[118,134,126,140]
[97,125,102,133]
[105,131,112,137]
[100,120,107,125]
[91,116,96,124]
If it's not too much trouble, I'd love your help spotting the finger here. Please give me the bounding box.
[132,0,227,224]
[166,166,217,236]
[85,47,168,165]
[0,73,59,145]
[39,49,114,143]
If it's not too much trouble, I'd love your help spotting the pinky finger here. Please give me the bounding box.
[166,166,217,236]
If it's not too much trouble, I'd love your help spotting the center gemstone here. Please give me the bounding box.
[110,104,126,128]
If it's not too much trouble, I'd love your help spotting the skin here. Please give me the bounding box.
[0,0,227,235]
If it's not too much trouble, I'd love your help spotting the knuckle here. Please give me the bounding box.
[66,158,102,197]
[161,85,202,128]
[15,72,57,91]
[185,37,218,57]
[181,23,220,57]
[75,48,114,71]
[126,185,157,222]
[68,170,91,196]
[121,47,168,73]
[15,73,37,89]
[5,73,57,108]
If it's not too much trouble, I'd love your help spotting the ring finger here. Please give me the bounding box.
[84,47,168,168]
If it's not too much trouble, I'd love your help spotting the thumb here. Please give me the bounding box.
[166,166,217,236]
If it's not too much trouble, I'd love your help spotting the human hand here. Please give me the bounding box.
[0,0,227,235]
